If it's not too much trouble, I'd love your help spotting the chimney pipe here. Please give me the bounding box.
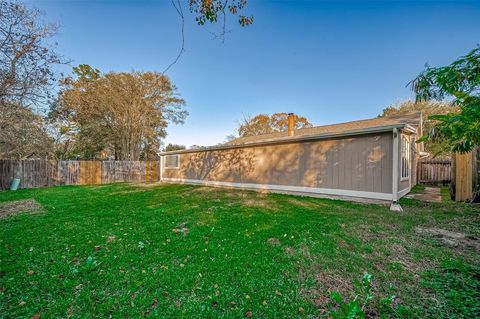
[287,113,295,137]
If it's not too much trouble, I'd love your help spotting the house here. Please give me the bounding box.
[160,112,424,210]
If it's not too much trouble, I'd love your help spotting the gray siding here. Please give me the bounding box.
[163,132,394,194]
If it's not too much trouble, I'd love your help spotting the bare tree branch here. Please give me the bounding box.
[162,0,185,74]
[0,0,68,109]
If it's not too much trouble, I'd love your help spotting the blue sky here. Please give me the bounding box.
[30,0,480,147]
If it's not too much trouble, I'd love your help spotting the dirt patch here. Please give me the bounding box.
[300,270,354,310]
[106,235,116,243]
[0,199,44,218]
[405,187,441,203]
[315,271,352,296]
[267,237,281,246]
[172,223,189,235]
[284,246,295,256]
[416,227,480,250]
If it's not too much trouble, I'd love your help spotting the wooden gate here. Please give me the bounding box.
[417,159,452,185]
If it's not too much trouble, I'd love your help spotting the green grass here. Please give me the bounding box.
[409,184,426,194]
[441,186,453,203]
[1,183,479,318]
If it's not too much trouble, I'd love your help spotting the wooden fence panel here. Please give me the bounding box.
[0,160,160,190]
[102,161,115,184]
[79,161,102,185]
[455,152,473,201]
[59,161,80,185]
[0,160,15,189]
[417,159,452,185]
[46,161,58,186]
[145,160,159,183]
[114,161,127,182]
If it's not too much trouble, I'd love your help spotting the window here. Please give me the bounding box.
[401,135,411,180]
[165,154,180,169]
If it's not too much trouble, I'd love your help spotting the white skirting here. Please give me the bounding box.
[161,178,394,201]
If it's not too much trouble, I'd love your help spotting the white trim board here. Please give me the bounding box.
[161,178,394,201]
[392,128,399,201]
[160,156,164,181]
[398,187,411,199]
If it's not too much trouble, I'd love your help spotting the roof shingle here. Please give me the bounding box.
[226,112,422,146]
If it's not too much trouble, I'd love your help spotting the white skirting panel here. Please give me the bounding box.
[161,178,394,201]
[397,187,411,198]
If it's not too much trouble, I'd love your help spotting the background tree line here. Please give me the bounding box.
[0,0,252,160]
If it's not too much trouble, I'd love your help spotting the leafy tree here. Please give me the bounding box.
[0,0,65,107]
[410,47,480,153]
[237,113,313,137]
[165,143,186,152]
[164,0,253,72]
[189,0,253,27]
[52,65,187,160]
[379,100,458,156]
[0,103,53,159]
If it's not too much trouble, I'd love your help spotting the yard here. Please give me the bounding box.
[1,183,479,318]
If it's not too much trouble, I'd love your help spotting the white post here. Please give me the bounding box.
[160,156,163,182]
[390,128,402,211]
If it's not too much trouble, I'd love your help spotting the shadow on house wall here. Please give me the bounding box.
[168,133,392,194]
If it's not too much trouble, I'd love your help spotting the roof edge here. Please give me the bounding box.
[160,124,409,156]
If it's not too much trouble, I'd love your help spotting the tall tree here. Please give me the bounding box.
[379,100,458,156]
[0,0,64,107]
[53,65,187,160]
[0,102,53,159]
[237,113,313,137]
[410,47,480,153]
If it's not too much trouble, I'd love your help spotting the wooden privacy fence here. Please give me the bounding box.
[454,151,474,202]
[0,160,160,190]
[417,159,452,185]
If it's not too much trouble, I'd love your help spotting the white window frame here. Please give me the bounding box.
[164,154,180,169]
[400,135,411,181]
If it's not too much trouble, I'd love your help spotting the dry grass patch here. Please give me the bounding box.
[239,198,277,209]
[186,186,221,194]
[196,212,218,226]
[416,226,480,251]
[267,237,281,246]
[0,199,44,218]
[286,198,329,209]
[172,222,189,235]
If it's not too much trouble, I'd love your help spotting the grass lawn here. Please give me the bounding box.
[1,183,479,318]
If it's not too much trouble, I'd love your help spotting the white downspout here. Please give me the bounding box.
[390,128,402,211]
